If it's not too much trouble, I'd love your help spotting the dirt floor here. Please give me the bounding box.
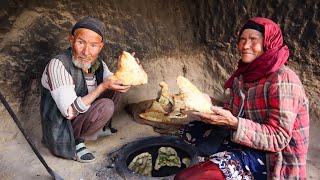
[1,109,320,180]
[0,109,159,180]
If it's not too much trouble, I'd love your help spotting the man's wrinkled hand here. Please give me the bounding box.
[102,78,131,92]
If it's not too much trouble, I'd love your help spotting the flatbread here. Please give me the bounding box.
[154,147,181,170]
[128,152,152,176]
[139,111,171,122]
[158,81,174,106]
[145,101,168,114]
[167,110,187,119]
[167,95,187,118]
[109,51,148,85]
[176,76,213,114]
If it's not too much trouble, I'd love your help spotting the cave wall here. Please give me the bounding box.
[0,0,319,141]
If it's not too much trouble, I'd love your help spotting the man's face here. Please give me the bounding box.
[237,29,264,64]
[69,28,104,70]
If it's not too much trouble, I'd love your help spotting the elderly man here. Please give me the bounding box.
[40,17,130,163]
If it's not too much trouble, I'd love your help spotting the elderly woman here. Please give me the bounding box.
[175,17,309,180]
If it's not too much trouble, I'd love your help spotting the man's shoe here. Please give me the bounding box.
[75,142,96,163]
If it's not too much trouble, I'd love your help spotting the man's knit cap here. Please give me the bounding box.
[71,17,106,40]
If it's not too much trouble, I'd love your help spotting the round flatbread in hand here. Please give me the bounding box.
[109,51,148,85]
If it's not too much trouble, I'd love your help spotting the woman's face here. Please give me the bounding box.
[238,29,264,64]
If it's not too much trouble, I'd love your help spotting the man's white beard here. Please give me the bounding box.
[72,58,92,69]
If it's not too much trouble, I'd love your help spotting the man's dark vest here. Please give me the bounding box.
[40,48,104,159]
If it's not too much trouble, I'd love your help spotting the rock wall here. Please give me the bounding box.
[0,0,320,179]
[0,0,319,161]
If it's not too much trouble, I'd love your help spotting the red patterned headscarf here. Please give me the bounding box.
[224,17,289,89]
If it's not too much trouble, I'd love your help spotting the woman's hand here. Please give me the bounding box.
[193,106,239,129]
[101,78,131,92]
